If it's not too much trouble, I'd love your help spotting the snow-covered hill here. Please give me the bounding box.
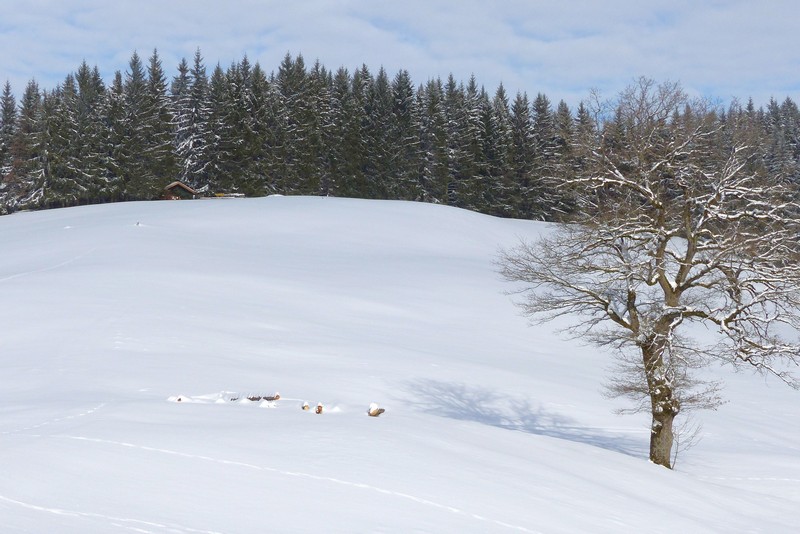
[1,196,798,533]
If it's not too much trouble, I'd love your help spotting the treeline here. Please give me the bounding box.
[0,49,798,218]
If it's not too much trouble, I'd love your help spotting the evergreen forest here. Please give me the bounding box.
[1,49,799,219]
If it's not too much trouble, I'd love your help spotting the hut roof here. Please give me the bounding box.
[164,181,199,195]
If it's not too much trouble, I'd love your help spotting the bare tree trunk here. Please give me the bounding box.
[650,405,675,469]
[642,340,678,468]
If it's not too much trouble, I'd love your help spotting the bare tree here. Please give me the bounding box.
[499,78,800,469]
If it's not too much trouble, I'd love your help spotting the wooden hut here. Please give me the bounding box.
[162,181,199,200]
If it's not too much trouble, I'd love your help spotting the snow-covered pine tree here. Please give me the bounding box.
[781,97,800,187]
[442,75,468,207]
[567,101,598,212]
[275,53,316,195]
[180,49,212,191]
[0,81,15,169]
[305,60,333,196]
[344,65,371,197]
[0,81,16,211]
[364,66,393,199]
[40,75,87,207]
[388,69,419,200]
[204,63,232,193]
[241,61,277,195]
[143,49,178,195]
[531,92,559,218]
[551,99,576,218]
[765,97,800,185]
[415,77,448,203]
[171,56,192,182]
[119,51,149,199]
[215,57,251,194]
[508,91,535,219]
[473,85,501,216]
[327,67,352,197]
[485,83,513,216]
[7,80,45,211]
[115,49,177,200]
[74,62,108,202]
[447,75,488,211]
[100,71,127,201]
[36,63,108,208]
[459,77,490,212]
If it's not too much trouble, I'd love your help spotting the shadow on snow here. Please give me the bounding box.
[400,378,645,458]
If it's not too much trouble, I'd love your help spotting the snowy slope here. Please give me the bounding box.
[0,196,798,533]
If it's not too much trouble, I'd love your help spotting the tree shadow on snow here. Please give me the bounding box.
[399,379,645,458]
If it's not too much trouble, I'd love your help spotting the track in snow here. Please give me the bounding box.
[0,403,106,436]
[0,494,223,534]
[54,434,539,533]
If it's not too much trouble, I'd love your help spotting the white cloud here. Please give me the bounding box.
[0,0,797,109]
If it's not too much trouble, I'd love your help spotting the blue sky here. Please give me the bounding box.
[1,0,798,109]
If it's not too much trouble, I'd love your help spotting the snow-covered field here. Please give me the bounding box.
[1,196,798,533]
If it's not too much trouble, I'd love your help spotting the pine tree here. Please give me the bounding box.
[764,97,800,185]
[328,67,352,197]
[0,81,16,185]
[486,83,513,215]
[41,75,87,207]
[551,99,576,218]
[721,98,766,181]
[304,60,332,196]
[416,78,448,202]
[443,74,467,206]
[73,62,107,202]
[242,61,277,195]
[473,86,501,215]
[171,56,192,179]
[101,71,127,201]
[459,76,488,211]
[388,69,419,200]
[215,58,250,193]
[531,92,559,218]
[7,80,45,211]
[34,64,108,208]
[364,66,393,198]
[509,91,535,218]
[143,49,178,192]
[178,49,212,190]
[571,100,597,202]
[327,66,372,198]
[346,65,372,197]
[780,97,800,186]
[204,63,231,193]
[113,49,178,200]
[119,51,149,198]
[261,69,288,194]
[224,57,280,196]
[276,53,319,194]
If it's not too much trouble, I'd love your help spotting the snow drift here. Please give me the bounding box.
[0,196,798,533]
